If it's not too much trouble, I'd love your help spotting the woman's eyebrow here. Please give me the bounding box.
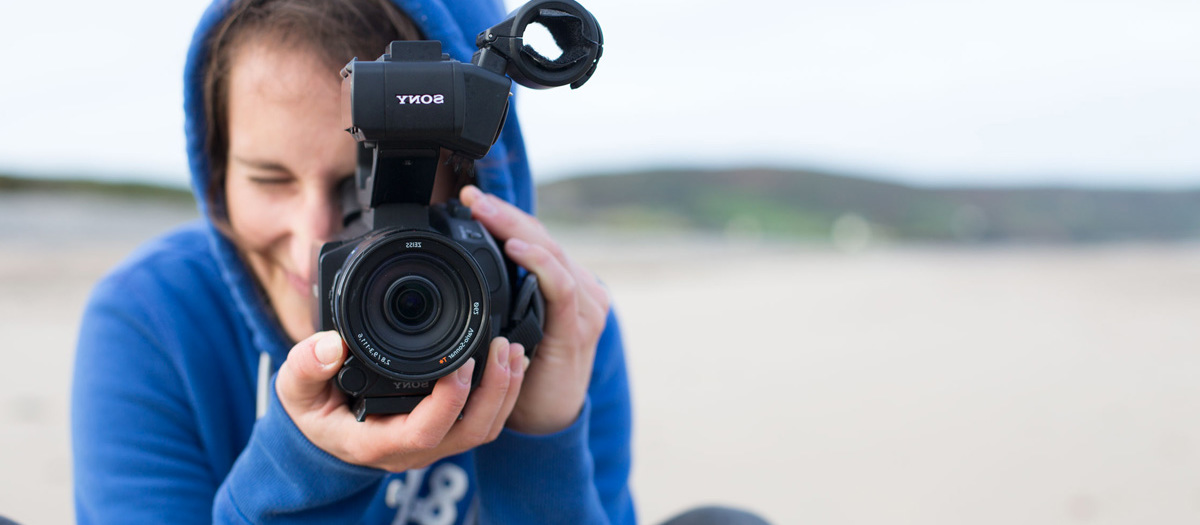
[231,155,289,172]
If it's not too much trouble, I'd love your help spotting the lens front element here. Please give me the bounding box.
[385,276,441,333]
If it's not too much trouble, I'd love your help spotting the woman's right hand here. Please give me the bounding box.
[274,331,527,471]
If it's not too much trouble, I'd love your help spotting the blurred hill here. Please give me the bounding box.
[537,169,1200,243]
[4,170,1199,244]
[0,174,193,204]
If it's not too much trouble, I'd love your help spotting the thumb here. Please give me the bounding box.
[276,331,346,408]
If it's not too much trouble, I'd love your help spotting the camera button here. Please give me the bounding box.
[449,201,473,220]
[338,366,369,395]
[455,224,486,241]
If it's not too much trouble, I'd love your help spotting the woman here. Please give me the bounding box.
[71,0,632,522]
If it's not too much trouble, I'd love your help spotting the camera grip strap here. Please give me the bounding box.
[502,275,545,359]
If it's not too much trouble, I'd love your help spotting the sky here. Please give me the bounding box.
[1,0,1199,189]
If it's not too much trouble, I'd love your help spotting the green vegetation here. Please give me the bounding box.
[537,169,1200,243]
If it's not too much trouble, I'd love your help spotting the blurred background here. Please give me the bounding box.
[2,0,1200,523]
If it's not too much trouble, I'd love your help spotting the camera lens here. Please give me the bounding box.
[332,231,491,380]
[384,276,441,333]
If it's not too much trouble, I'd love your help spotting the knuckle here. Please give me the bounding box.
[559,276,580,303]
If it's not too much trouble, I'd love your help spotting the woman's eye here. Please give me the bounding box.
[250,176,293,186]
[328,175,354,196]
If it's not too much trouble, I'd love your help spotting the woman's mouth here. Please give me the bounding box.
[286,270,311,297]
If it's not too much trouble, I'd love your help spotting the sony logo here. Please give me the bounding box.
[393,381,431,390]
[395,94,445,105]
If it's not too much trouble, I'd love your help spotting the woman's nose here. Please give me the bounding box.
[307,188,343,243]
[291,189,342,279]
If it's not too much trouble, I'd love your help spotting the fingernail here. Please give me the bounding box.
[456,358,476,386]
[462,184,482,201]
[510,344,526,376]
[506,238,529,255]
[472,193,496,217]
[494,340,510,371]
[315,332,343,368]
[522,356,531,372]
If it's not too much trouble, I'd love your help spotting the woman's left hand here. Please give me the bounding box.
[460,185,611,435]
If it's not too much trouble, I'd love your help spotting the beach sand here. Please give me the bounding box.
[2,192,1199,524]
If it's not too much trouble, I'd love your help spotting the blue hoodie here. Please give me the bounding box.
[70,0,635,523]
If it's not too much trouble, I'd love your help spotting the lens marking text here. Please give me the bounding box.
[447,327,475,361]
[356,332,392,366]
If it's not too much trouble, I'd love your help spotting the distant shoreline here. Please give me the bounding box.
[6,172,1199,244]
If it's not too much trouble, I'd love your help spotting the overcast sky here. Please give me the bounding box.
[2,0,1198,189]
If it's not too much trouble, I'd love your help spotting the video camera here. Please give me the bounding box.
[314,0,602,421]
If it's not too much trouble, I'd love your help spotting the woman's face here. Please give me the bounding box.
[224,40,454,342]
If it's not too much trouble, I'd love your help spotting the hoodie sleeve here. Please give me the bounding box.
[72,260,387,524]
[73,268,223,524]
[473,310,637,524]
[212,378,385,523]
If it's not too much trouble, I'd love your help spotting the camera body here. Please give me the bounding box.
[316,200,543,420]
[313,0,601,421]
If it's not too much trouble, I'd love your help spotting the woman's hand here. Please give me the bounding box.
[460,185,612,435]
[275,331,527,472]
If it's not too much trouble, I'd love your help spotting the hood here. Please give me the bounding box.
[180,0,536,358]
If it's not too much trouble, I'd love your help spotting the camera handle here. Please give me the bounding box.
[473,0,603,90]
[341,0,603,214]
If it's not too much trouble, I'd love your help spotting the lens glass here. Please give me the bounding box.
[384,276,440,333]
[396,289,426,321]
[358,251,466,360]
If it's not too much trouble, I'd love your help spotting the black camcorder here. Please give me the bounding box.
[314,0,602,421]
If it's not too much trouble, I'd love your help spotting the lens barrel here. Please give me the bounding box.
[330,230,490,380]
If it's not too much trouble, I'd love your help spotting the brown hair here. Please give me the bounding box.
[201,0,423,223]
